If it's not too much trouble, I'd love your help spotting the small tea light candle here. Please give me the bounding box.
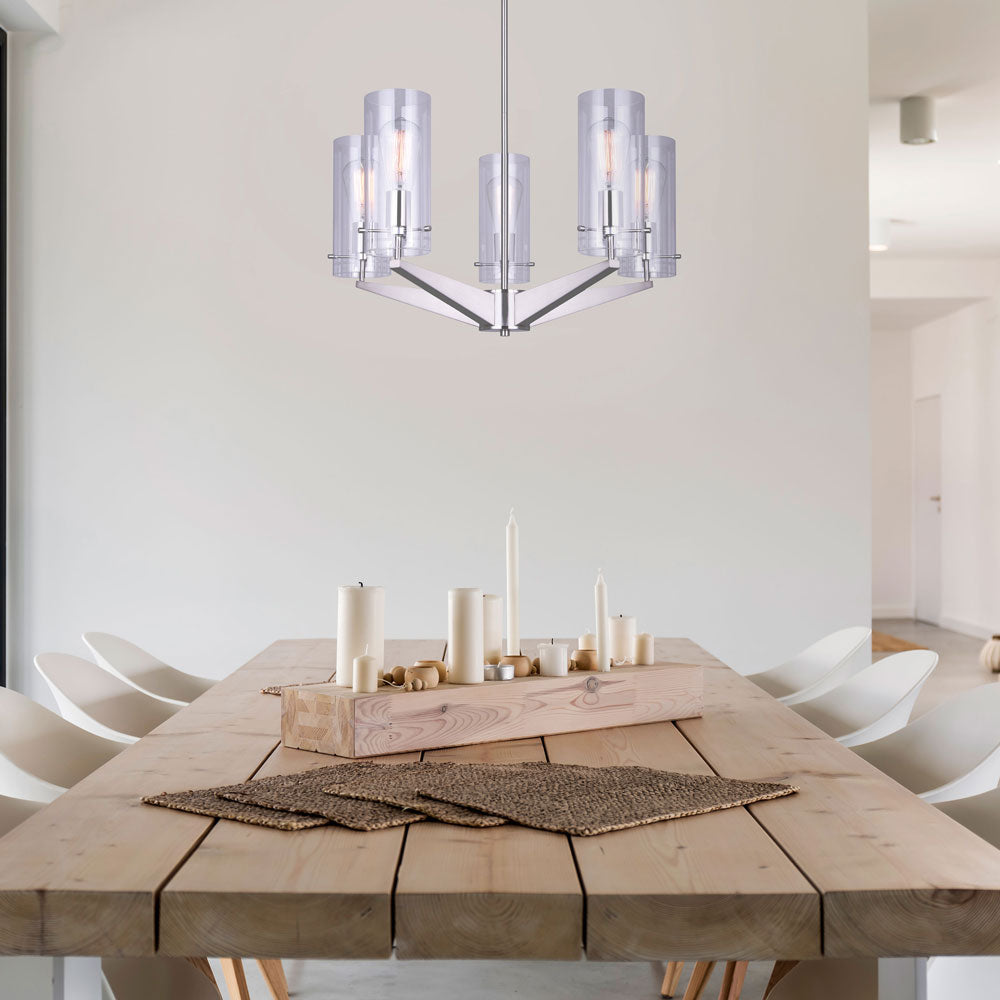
[578,630,597,651]
[608,614,637,663]
[537,642,569,677]
[353,647,380,694]
[635,632,655,666]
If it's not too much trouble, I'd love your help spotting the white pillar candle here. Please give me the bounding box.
[448,587,484,684]
[336,584,385,687]
[578,631,597,651]
[352,650,380,693]
[506,509,520,656]
[595,571,610,672]
[635,632,655,666]
[608,614,637,663]
[483,594,504,665]
[537,642,569,677]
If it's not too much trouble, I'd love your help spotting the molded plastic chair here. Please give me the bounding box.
[935,786,1000,849]
[788,650,938,747]
[0,792,44,838]
[34,652,179,743]
[762,959,875,1000]
[852,683,1000,802]
[747,627,871,704]
[82,632,215,705]
[0,686,123,801]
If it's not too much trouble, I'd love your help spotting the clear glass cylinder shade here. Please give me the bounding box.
[363,88,431,256]
[620,135,677,279]
[331,135,389,279]
[477,153,530,284]
[577,89,645,257]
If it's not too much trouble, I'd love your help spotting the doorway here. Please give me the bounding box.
[913,395,942,624]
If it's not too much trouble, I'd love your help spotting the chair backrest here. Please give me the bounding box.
[792,650,938,746]
[82,632,213,704]
[853,682,1000,801]
[0,686,123,800]
[766,957,876,1000]
[33,653,179,742]
[749,627,872,702]
[0,792,44,840]
[935,788,1000,851]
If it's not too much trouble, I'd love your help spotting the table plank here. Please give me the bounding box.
[545,721,820,961]
[675,643,1000,957]
[0,639,337,956]
[159,639,444,959]
[394,737,583,960]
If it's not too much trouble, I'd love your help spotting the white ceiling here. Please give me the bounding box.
[870,296,981,330]
[869,0,1000,258]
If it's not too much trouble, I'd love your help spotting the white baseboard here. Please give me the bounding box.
[872,605,915,620]
[939,616,996,641]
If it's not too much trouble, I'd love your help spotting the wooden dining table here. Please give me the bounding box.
[3,637,1000,1000]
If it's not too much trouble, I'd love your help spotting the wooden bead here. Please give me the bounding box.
[391,665,409,685]
[403,681,414,692]
[412,678,424,691]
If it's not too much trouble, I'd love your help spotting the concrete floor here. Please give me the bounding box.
[222,620,987,1000]
[873,618,992,716]
[225,956,774,1000]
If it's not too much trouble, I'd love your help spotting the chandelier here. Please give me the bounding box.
[330,0,678,336]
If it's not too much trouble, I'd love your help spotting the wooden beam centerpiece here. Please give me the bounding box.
[281,661,703,758]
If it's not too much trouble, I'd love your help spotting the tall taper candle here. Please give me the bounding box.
[483,593,504,665]
[595,571,610,672]
[336,584,385,687]
[506,509,520,656]
[448,588,484,684]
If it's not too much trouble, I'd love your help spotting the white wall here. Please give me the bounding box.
[8,0,871,700]
[871,327,912,618]
[911,299,1000,637]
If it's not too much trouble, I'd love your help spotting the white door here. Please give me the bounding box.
[914,395,942,624]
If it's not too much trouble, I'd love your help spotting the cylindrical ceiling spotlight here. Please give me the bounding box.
[869,218,890,252]
[900,96,937,145]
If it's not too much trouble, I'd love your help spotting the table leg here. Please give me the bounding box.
[879,958,928,1000]
[52,957,102,1000]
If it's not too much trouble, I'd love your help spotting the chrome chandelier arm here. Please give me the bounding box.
[355,279,483,327]
[391,260,495,328]
[512,259,620,329]
[525,278,653,327]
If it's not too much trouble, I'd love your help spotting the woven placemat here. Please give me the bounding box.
[415,761,798,836]
[218,765,426,831]
[322,761,511,828]
[141,788,329,831]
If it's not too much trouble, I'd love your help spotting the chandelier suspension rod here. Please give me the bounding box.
[500,0,510,330]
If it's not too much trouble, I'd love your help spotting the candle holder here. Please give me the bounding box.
[499,654,532,678]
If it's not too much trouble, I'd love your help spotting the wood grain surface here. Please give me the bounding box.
[676,643,1000,957]
[282,658,703,757]
[394,737,583,960]
[3,636,1000,962]
[545,722,819,961]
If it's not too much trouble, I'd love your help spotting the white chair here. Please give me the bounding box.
[82,632,215,705]
[34,652,179,743]
[0,792,45,837]
[762,958,875,1000]
[747,627,871,704]
[853,683,1000,802]
[0,686,123,801]
[935,786,1000,849]
[788,650,938,747]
